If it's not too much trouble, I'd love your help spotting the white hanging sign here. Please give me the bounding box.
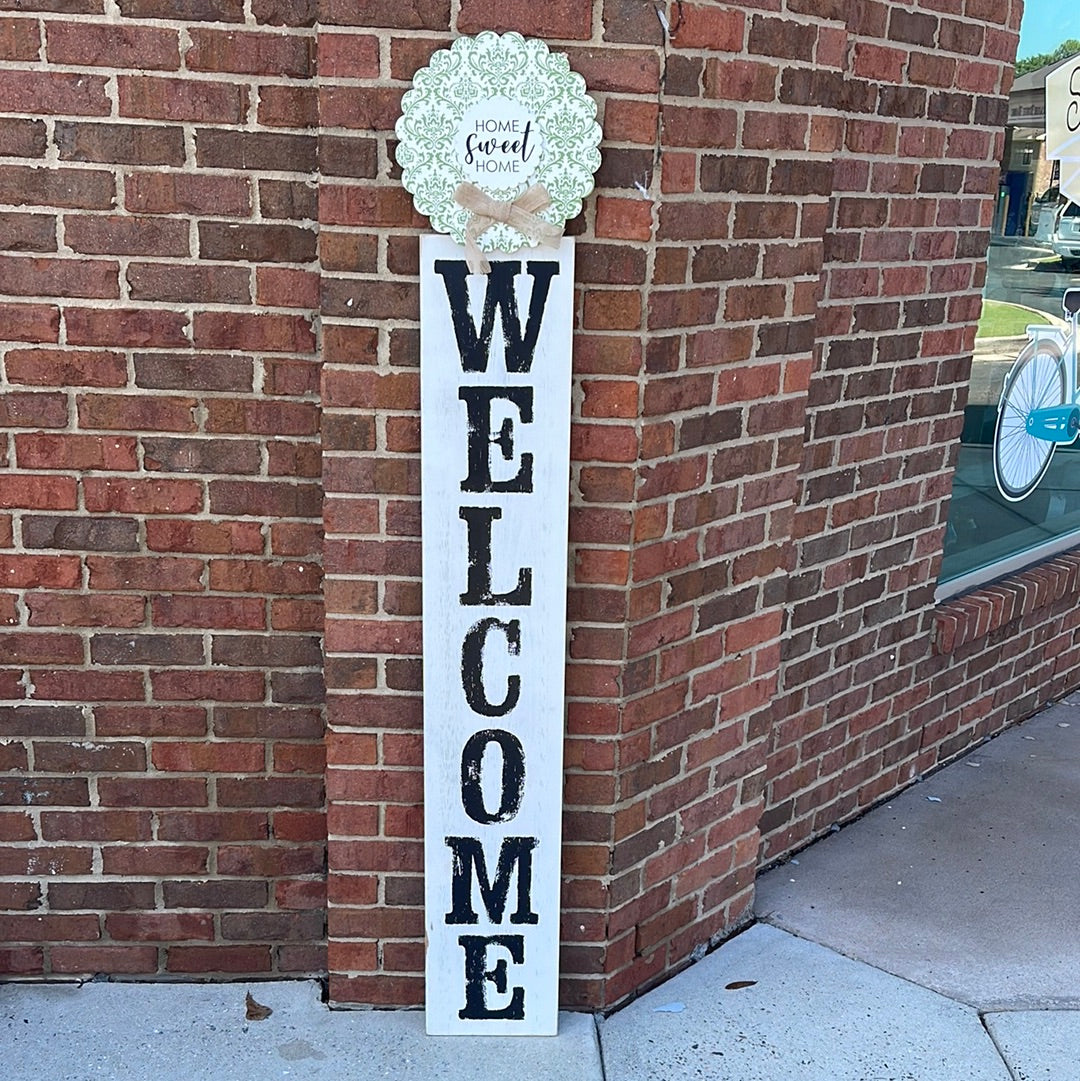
[400,30,599,1037]
[420,236,574,1035]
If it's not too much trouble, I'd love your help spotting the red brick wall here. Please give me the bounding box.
[760,0,1025,862]
[0,0,1039,1015]
[0,3,326,978]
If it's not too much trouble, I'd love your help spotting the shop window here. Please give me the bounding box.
[938,34,1080,599]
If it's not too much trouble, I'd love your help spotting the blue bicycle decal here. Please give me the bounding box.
[993,288,1080,501]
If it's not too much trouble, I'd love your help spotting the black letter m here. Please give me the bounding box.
[445,835,539,925]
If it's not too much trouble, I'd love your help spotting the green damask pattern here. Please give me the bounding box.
[395,32,603,251]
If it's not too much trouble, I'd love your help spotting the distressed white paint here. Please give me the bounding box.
[421,235,575,1036]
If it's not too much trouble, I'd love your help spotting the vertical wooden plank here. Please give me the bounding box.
[421,235,575,1035]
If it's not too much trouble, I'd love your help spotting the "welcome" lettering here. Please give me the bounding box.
[421,237,574,1035]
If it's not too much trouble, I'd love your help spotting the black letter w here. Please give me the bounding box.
[434,260,559,374]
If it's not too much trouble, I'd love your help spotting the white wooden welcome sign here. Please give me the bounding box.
[419,240,573,1034]
[396,33,601,1035]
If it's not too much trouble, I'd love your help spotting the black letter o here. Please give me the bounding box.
[460,729,525,824]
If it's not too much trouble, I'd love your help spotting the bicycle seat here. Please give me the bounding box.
[1064,288,1080,315]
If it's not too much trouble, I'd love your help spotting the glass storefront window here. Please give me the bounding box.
[940,207,1080,595]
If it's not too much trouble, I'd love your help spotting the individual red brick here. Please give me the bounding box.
[46,23,180,69]
[15,433,136,472]
[133,351,253,393]
[83,478,202,514]
[457,0,590,38]
[258,84,318,129]
[582,290,643,331]
[152,742,266,772]
[0,479,78,513]
[167,945,271,973]
[56,122,185,166]
[0,812,35,841]
[39,810,151,841]
[91,632,203,665]
[0,255,119,299]
[0,167,115,211]
[563,46,660,94]
[118,76,248,123]
[602,98,659,144]
[195,129,315,172]
[187,28,312,76]
[0,391,67,428]
[273,742,325,775]
[119,0,245,19]
[127,263,253,305]
[151,670,265,702]
[107,913,215,941]
[0,845,92,875]
[0,17,40,61]
[198,222,317,264]
[0,914,101,942]
[65,308,189,348]
[276,878,325,910]
[97,772,209,805]
[6,348,126,388]
[0,303,58,344]
[0,118,46,159]
[256,267,320,309]
[87,555,204,592]
[319,32,380,77]
[0,71,110,116]
[67,214,191,257]
[595,196,654,241]
[271,599,322,632]
[124,172,251,216]
[672,3,745,49]
[704,58,780,102]
[94,706,206,737]
[30,668,145,702]
[34,741,145,773]
[0,211,55,253]
[0,947,43,975]
[26,593,144,628]
[194,312,315,353]
[52,946,158,974]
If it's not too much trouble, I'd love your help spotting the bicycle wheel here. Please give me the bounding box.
[993,339,1068,502]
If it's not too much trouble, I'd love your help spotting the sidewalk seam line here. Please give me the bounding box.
[980,1013,1021,1081]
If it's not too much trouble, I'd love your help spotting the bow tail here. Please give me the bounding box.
[463,216,492,275]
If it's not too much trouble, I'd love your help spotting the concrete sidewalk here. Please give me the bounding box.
[4,700,1078,1080]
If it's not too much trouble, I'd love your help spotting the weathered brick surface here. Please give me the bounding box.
[758,0,1024,867]
[0,8,324,979]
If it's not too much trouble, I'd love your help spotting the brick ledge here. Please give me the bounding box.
[934,550,1080,653]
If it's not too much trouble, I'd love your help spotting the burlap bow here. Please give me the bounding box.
[454,182,564,274]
